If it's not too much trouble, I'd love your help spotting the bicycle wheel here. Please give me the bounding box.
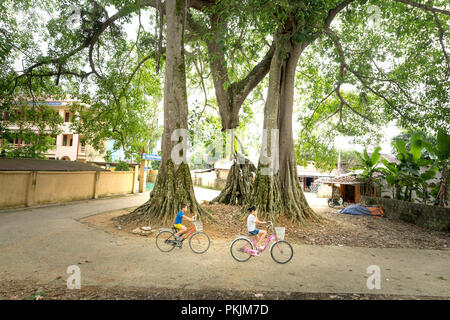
[270,240,293,264]
[189,232,210,254]
[155,230,176,252]
[328,199,335,208]
[230,238,253,262]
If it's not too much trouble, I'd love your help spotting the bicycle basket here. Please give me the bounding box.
[275,227,285,240]
[193,220,203,232]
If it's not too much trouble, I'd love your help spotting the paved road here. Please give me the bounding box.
[194,186,220,202]
[0,193,449,297]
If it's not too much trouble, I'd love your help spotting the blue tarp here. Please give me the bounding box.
[339,204,372,215]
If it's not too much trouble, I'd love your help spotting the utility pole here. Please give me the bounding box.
[337,148,341,176]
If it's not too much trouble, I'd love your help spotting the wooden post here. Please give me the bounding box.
[139,159,148,193]
[355,184,360,203]
[131,165,139,194]
[26,171,37,207]
[340,184,346,201]
[337,149,341,176]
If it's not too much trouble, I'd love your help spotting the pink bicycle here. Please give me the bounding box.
[229,221,293,264]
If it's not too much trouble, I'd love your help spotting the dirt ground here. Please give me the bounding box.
[1,279,447,300]
[2,196,449,301]
[82,204,450,250]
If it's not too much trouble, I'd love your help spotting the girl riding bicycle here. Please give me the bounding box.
[247,205,267,251]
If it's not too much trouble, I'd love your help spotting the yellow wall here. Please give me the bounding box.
[0,170,135,209]
[216,169,229,180]
[0,171,29,208]
[97,171,134,197]
[34,172,95,204]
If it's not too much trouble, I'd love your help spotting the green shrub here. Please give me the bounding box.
[115,161,130,171]
[150,159,161,170]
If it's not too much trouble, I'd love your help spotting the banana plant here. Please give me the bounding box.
[354,146,383,196]
[414,167,439,204]
[379,158,402,200]
[390,133,439,203]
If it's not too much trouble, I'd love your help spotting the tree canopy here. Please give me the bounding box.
[1,0,449,222]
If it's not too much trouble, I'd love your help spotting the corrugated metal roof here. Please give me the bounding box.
[297,171,335,177]
[327,175,365,185]
[214,159,233,170]
[0,158,106,171]
[297,164,337,176]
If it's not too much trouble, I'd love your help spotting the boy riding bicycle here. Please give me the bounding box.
[173,204,195,242]
[247,205,267,251]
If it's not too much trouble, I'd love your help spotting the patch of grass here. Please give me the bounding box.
[26,291,46,300]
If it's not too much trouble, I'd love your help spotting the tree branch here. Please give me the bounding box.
[324,0,356,30]
[392,0,450,16]
[12,1,157,84]
[89,42,103,78]
[324,27,415,124]
[232,44,274,106]
[433,13,450,76]
[368,56,427,108]
[125,53,156,89]
[301,85,337,133]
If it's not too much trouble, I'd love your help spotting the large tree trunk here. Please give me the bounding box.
[198,13,273,204]
[206,13,274,131]
[120,0,209,226]
[248,36,287,220]
[247,33,321,224]
[241,0,352,223]
[211,152,256,205]
[278,41,319,224]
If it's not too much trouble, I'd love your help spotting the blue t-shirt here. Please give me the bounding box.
[174,211,184,225]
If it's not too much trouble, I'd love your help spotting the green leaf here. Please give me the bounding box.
[370,146,382,166]
[420,167,438,181]
[385,174,397,186]
[381,158,397,172]
[393,139,406,158]
[406,167,419,176]
[436,130,450,160]
[410,133,424,162]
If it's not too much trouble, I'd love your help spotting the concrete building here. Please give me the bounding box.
[297,164,337,191]
[1,100,106,162]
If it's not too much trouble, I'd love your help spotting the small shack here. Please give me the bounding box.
[191,168,218,189]
[214,158,234,180]
[327,175,381,204]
